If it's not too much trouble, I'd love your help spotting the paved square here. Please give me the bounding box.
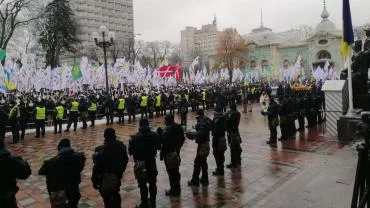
[4,105,357,208]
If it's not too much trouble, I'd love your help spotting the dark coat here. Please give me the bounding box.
[39,148,85,193]
[129,127,161,171]
[92,140,128,189]
[0,151,31,197]
[195,116,212,144]
[160,124,185,160]
[212,112,226,148]
[225,110,241,133]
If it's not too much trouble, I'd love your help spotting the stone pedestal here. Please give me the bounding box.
[337,114,362,142]
[321,80,348,137]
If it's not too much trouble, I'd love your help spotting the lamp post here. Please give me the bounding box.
[92,26,115,94]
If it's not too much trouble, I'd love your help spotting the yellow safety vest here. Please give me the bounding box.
[71,101,79,112]
[55,106,64,120]
[202,91,206,101]
[9,105,20,119]
[185,94,189,102]
[118,99,125,110]
[36,107,46,120]
[140,96,148,107]
[88,103,97,111]
[155,95,161,107]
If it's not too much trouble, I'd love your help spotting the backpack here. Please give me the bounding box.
[100,173,119,193]
[50,190,68,208]
[134,161,147,181]
[164,152,180,170]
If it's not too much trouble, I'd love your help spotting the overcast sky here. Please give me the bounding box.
[133,0,370,43]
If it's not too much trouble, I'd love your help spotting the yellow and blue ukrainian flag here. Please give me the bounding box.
[342,0,354,57]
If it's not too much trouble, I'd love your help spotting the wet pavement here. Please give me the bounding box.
[3,104,358,208]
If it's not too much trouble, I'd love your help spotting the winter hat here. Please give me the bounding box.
[57,138,71,150]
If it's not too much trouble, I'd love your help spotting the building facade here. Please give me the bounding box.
[70,0,134,55]
[180,17,220,68]
[243,3,342,75]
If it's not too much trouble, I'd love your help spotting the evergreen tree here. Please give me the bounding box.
[39,0,79,68]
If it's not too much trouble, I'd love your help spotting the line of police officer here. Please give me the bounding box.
[265,84,324,145]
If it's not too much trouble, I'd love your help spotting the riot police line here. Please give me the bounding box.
[0,104,242,207]
[0,81,325,207]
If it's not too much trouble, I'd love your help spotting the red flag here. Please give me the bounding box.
[174,63,181,81]
[158,65,174,77]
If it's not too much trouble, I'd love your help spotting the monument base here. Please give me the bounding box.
[354,94,370,110]
[337,114,362,142]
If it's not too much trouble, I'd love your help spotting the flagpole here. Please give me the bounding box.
[347,47,355,114]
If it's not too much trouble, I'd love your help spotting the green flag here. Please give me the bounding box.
[0,49,6,61]
[71,57,82,81]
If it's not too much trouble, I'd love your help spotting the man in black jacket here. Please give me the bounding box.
[266,99,279,146]
[188,109,212,187]
[39,138,86,208]
[129,119,161,208]
[79,96,89,129]
[103,96,115,125]
[158,115,185,196]
[19,100,29,141]
[126,93,136,123]
[212,106,227,176]
[0,141,31,208]
[92,128,129,208]
[225,103,242,169]
[0,104,8,143]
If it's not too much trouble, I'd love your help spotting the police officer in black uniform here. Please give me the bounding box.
[92,128,129,208]
[18,100,29,141]
[188,109,212,187]
[126,93,136,123]
[0,103,7,143]
[39,139,86,208]
[79,96,89,129]
[129,119,161,208]
[103,96,115,125]
[179,94,188,126]
[278,97,289,140]
[266,99,279,145]
[296,93,306,132]
[225,103,242,169]
[0,141,31,208]
[212,106,227,176]
[9,100,20,144]
[158,115,185,196]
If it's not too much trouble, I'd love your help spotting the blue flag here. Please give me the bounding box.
[342,0,354,56]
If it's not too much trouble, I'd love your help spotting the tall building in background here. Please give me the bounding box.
[180,16,220,68]
[70,0,134,55]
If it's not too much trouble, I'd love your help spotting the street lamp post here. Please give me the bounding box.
[92,26,115,94]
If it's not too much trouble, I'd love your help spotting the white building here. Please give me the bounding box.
[180,17,220,68]
[70,0,134,54]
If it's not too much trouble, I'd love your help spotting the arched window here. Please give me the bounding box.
[250,60,256,69]
[261,60,269,70]
[283,60,290,69]
[317,50,331,60]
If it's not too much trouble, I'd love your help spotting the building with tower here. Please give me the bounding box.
[180,16,220,68]
[243,1,343,74]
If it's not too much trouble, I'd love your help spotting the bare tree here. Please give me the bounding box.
[0,0,41,52]
[296,25,314,39]
[167,45,184,66]
[216,28,246,81]
[138,40,170,68]
[354,23,370,40]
